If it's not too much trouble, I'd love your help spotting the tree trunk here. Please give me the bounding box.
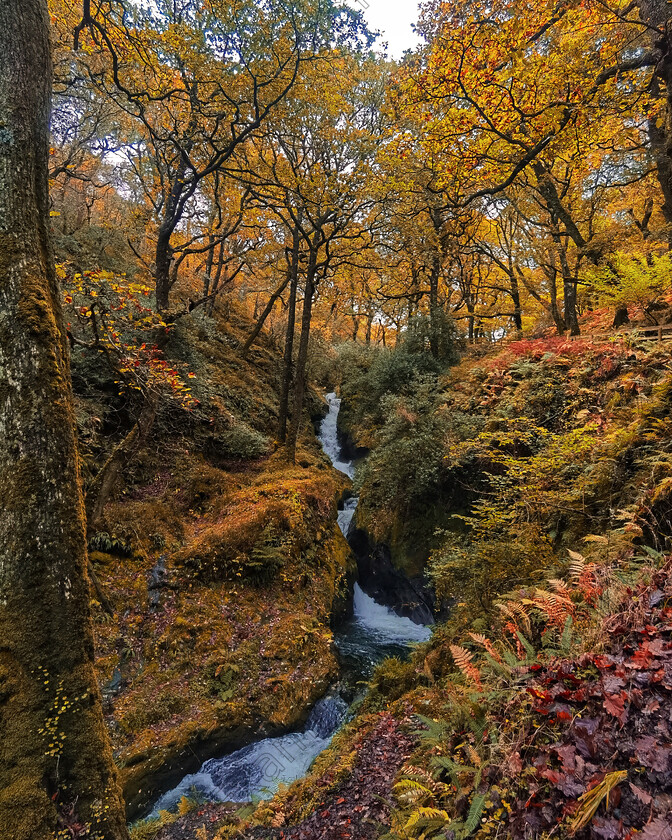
[286,245,317,463]
[508,268,523,334]
[278,224,301,443]
[86,395,158,532]
[639,9,672,243]
[549,231,579,335]
[557,247,580,335]
[0,3,128,837]
[563,278,580,335]
[428,251,441,357]
[239,273,291,358]
[207,246,226,317]
[467,300,475,343]
[365,312,373,344]
[155,227,172,312]
[203,233,215,300]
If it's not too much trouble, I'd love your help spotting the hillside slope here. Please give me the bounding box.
[71,305,354,818]
[148,334,672,840]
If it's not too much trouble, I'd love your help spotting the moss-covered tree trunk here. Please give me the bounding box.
[286,243,318,463]
[0,3,128,838]
[278,220,301,444]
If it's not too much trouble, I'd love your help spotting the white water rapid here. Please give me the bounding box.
[319,392,431,646]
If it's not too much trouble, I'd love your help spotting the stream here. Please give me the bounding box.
[151,392,431,814]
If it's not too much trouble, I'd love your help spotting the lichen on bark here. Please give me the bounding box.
[0,2,128,837]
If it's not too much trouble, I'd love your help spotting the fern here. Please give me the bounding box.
[483,652,512,676]
[450,644,482,687]
[548,577,571,597]
[464,792,487,834]
[531,587,574,628]
[403,806,451,832]
[567,549,586,583]
[497,600,532,635]
[469,632,503,664]
[515,630,536,661]
[430,755,478,791]
[559,614,574,654]
[393,779,434,805]
[414,714,450,742]
[502,647,524,668]
[399,764,436,787]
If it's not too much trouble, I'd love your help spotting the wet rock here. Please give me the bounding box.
[349,529,434,625]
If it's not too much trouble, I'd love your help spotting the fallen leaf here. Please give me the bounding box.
[629,781,653,805]
[640,816,672,839]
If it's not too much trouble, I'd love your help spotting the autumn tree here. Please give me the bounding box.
[230,52,384,458]
[51,0,368,312]
[0,1,128,837]
[390,0,662,333]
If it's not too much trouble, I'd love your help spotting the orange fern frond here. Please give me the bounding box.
[531,588,574,628]
[547,578,571,598]
[567,549,600,604]
[450,644,482,687]
[497,600,532,635]
[469,632,503,664]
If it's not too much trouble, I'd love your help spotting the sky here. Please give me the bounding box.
[347,0,422,58]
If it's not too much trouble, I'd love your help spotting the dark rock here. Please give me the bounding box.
[147,554,168,611]
[349,528,434,626]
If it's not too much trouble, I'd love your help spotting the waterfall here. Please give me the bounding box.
[147,392,431,818]
[352,583,431,643]
[317,392,356,483]
[319,392,431,649]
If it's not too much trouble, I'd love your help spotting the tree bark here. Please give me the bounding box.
[508,265,523,334]
[0,2,128,838]
[365,312,373,344]
[640,13,672,243]
[286,242,318,463]
[278,223,301,443]
[203,233,215,300]
[428,206,442,357]
[207,246,226,317]
[155,226,173,312]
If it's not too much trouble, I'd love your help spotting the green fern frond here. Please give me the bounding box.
[464,793,487,834]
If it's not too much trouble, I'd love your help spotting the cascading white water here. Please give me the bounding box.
[147,392,431,818]
[318,392,356,482]
[319,392,431,645]
[152,696,347,813]
[352,583,431,643]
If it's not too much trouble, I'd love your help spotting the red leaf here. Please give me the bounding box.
[628,782,652,805]
[634,735,672,772]
[603,691,628,724]
[640,817,672,839]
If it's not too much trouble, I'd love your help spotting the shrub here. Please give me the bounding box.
[88,531,132,557]
[401,310,461,364]
[338,313,460,437]
[216,420,270,460]
[355,383,451,536]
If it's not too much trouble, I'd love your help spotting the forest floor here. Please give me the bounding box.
[150,557,672,840]
[75,309,354,818]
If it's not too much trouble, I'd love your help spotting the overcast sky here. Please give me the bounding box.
[347,0,422,58]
